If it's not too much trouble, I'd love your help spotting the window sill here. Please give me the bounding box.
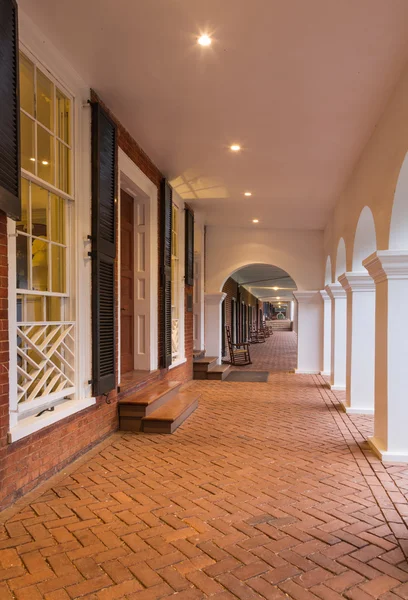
[8,397,96,444]
[168,357,187,370]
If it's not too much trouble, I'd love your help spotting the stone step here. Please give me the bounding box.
[193,356,218,370]
[142,392,199,434]
[207,364,231,381]
[193,349,206,360]
[118,380,182,431]
[193,356,218,379]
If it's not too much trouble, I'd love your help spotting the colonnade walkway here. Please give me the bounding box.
[1,336,408,599]
[230,330,298,373]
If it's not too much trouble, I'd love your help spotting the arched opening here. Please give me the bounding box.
[327,238,347,390]
[220,264,298,375]
[389,152,408,249]
[342,207,377,414]
[335,238,346,280]
[324,256,332,285]
[353,207,377,270]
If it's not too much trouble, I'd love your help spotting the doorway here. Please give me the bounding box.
[120,190,134,374]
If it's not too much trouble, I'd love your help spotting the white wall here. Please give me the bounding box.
[324,60,408,270]
[206,227,324,293]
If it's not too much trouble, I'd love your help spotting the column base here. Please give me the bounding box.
[368,437,408,464]
[295,369,320,375]
[320,371,331,377]
[330,384,346,391]
[339,399,374,415]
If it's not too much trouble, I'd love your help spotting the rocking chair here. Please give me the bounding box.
[225,326,252,366]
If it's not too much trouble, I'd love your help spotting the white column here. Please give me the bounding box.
[364,251,408,462]
[293,291,323,374]
[325,283,347,391]
[204,292,227,363]
[319,290,332,377]
[338,273,375,414]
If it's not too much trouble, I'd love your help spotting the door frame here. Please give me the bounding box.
[118,149,158,382]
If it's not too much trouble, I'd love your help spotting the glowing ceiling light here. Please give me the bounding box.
[230,144,241,152]
[252,219,259,223]
[244,191,252,196]
[273,286,279,291]
[198,34,211,46]
[29,157,35,162]
[276,296,280,300]
[41,160,49,165]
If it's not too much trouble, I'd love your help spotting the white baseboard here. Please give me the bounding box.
[339,399,374,415]
[295,369,320,375]
[368,437,408,464]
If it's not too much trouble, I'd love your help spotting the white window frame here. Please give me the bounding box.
[169,192,186,369]
[7,12,95,443]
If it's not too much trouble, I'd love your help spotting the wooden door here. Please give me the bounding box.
[120,190,134,374]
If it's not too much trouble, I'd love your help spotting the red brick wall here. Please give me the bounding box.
[0,95,194,510]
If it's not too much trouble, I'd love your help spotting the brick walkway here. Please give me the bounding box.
[1,341,408,598]
[230,331,298,373]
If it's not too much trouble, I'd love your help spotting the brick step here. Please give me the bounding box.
[142,392,200,434]
[118,381,182,432]
[207,364,231,381]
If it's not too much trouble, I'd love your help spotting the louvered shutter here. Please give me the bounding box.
[185,208,194,287]
[161,179,172,368]
[0,0,20,220]
[91,102,117,396]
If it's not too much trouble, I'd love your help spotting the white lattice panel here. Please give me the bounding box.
[172,318,179,357]
[17,322,75,406]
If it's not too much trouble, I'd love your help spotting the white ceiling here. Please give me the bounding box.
[230,264,296,302]
[20,0,408,230]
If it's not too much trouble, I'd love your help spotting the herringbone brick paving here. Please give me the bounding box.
[229,332,298,373]
[1,333,408,599]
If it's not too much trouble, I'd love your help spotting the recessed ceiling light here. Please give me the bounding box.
[230,144,241,152]
[273,286,279,291]
[198,34,211,46]
[252,219,259,223]
[244,192,252,196]
[41,160,49,165]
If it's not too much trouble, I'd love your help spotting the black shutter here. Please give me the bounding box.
[0,0,20,220]
[161,179,172,368]
[91,102,117,396]
[185,208,194,287]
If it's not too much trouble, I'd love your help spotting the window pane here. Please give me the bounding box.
[32,238,49,291]
[19,53,35,116]
[37,125,54,184]
[36,69,54,131]
[50,195,65,244]
[16,295,23,322]
[51,245,66,293]
[31,184,48,238]
[16,235,29,289]
[56,142,71,194]
[56,89,70,144]
[46,296,62,321]
[25,296,44,321]
[17,179,29,233]
[20,113,35,173]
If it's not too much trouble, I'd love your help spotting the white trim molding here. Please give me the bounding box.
[8,397,96,443]
[118,149,159,375]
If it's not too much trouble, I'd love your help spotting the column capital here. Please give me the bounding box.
[204,292,226,305]
[338,272,375,293]
[293,291,322,304]
[319,289,331,302]
[325,283,346,299]
[363,250,408,284]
